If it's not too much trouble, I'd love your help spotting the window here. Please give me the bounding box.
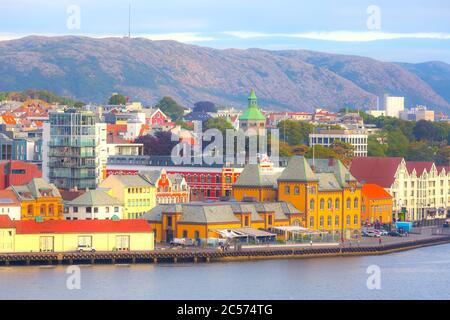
[309,199,315,210]
[320,216,324,227]
[294,186,300,195]
[167,216,173,227]
[114,207,119,213]
[105,207,110,213]
[346,198,351,210]
[268,215,273,226]
[194,231,200,240]
[354,198,359,209]
[335,216,339,226]
[182,230,188,238]
[320,199,325,210]
[346,215,351,226]
[284,186,290,195]
[327,199,332,210]
[86,207,92,214]
[94,207,99,213]
[327,216,332,227]
[335,199,340,210]
[73,206,78,213]
[244,216,249,227]
[310,217,314,227]
[354,215,358,225]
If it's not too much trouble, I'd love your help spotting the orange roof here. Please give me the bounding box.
[0,215,152,234]
[2,115,16,125]
[362,184,392,200]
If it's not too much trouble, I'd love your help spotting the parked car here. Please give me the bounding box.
[363,229,381,238]
[77,245,96,253]
[388,231,405,237]
[170,238,195,248]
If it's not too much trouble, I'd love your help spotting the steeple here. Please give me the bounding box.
[248,89,258,108]
[239,89,266,121]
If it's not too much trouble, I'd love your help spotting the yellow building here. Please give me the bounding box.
[144,202,302,243]
[232,163,281,202]
[99,174,157,219]
[0,215,154,253]
[234,157,362,238]
[9,178,64,221]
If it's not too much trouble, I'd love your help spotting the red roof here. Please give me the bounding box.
[350,157,403,188]
[0,215,14,228]
[0,216,152,234]
[362,184,392,200]
[0,190,20,206]
[406,161,433,175]
[437,166,450,174]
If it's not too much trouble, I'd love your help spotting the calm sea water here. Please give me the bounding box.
[1,244,450,300]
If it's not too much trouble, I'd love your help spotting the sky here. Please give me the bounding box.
[0,0,449,63]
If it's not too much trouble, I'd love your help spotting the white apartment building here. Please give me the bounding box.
[64,189,123,220]
[309,129,368,157]
[350,157,450,222]
[384,95,405,118]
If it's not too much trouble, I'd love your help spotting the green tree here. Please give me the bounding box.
[306,145,336,159]
[175,120,194,131]
[434,145,450,165]
[156,97,185,121]
[204,117,234,136]
[108,93,127,105]
[330,140,354,166]
[277,120,313,146]
[386,129,409,157]
[406,141,437,161]
[368,136,386,157]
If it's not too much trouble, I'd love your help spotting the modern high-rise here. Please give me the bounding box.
[42,109,107,190]
[384,95,405,118]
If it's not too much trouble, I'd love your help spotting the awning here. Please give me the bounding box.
[273,226,327,236]
[214,228,276,239]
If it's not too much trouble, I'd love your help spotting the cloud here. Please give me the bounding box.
[137,33,215,43]
[224,31,450,42]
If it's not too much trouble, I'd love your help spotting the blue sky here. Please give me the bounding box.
[0,0,449,62]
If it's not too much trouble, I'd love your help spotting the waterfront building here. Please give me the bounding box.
[0,133,41,163]
[99,174,157,219]
[9,178,64,221]
[0,161,41,190]
[0,190,21,220]
[233,157,362,236]
[64,189,123,220]
[42,109,108,190]
[384,95,405,118]
[309,128,368,157]
[238,89,266,132]
[139,169,190,204]
[350,157,449,222]
[232,162,283,202]
[361,184,393,226]
[144,201,301,243]
[0,215,154,253]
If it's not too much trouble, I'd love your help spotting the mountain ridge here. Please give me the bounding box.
[0,35,448,112]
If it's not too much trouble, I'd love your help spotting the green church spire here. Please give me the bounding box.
[239,89,266,121]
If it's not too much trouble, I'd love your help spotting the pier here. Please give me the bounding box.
[1,233,450,266]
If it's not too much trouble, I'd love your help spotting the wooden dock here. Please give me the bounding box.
[1,236,449,266]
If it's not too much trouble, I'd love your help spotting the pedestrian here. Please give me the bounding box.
[378,237,382,245]
[310,240,313,246]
